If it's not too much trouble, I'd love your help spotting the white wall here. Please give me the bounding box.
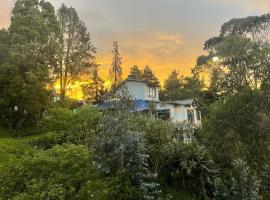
[124,81,159,102]
[193,107,202,127]
[172,105,188,123]
[157,103,201,126]
[124,81,147,100]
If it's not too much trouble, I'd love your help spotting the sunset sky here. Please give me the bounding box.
[1,0,270,85]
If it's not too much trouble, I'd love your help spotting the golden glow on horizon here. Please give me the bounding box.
[54,80,88,100]
[53,77,113,100]
[104,80,112,88]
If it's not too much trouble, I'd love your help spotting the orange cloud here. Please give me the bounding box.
[96,31,201,85]
[206,0,270,12]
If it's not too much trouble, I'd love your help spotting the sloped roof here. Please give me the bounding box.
[171,99,195,106]
[98,99,149,112]
[161,99,195,106]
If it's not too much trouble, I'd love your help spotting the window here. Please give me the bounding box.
[183,128,194,143]
[187,109,194,124]
[157,109,170,121]
[183,132,192,143]
[196,110,201,121]
[147,86,156,97]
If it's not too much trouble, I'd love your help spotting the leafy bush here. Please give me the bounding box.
[214,159,262,200]
[28,131,66,150]
[0,144,112,200]
[198,89,270,173]
[0,138,34,164]
[93,112,159,200]
[132,115,175,176]
[41,107,74,132]
[35,106,101,148]
[160,143,217,199]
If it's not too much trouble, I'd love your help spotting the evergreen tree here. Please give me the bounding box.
[0,0,59,129]
[110,41,122,90]
[142,65,160,86]
[182,70,204,98]
[161,70,183,100]
[129,65,143,80]
[57,4,96,101]
[82,64,104,104]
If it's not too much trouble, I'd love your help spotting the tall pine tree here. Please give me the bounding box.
[82,64,104,104]
[161,70,183,100]
[129,65,143,80]
[142,65,160,86]
[110,41,122,90]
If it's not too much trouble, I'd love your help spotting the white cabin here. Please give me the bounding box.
[123,75,202,127]
[123,76,159,102]
[156,99,202,127]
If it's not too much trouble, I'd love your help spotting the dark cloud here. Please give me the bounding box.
[0,0,265,81]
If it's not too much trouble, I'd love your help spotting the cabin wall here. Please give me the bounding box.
[172,105,188,123]
[157,103,201,126]
[193,107,202,127]
[124,81,147,100]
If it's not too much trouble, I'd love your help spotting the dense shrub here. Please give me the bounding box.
[132,115,175,176]
[41,107,74,132]
[0,144,112,200]
[214,159,261,200]
[160,143,217,199]
[93,112,160,200]
[28,131,66,150]
[34,105,101,148]
[197,90,270,173]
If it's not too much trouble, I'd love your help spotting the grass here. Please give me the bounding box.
[0,127,17,139]
[0,127,36,163]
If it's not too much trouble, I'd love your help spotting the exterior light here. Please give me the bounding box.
[213,56,219,62]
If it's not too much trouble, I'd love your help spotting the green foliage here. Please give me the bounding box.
[41,107,74,132]
[0,144,111,200]
[161,143,216,199]
[93,109,159,199]
[142,65,160,87]
[160,70,183,100]
[57,4,96,100]
[0,0,59,129]
[82,64,105,104]
[28,131,65,150]
[129,65,143,80]
[132,115,175,176]
[160,70,204,100]
[214,159,262,200]
[198,89,270,175]
[36,106,101,148]
[110,41,122,89]
[0,137,34,164]
[160,187,198,200]
[197,13,270,96]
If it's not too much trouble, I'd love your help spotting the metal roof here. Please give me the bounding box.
[171,99,194,105]
[160,99,195,106]
[98,99,149,112]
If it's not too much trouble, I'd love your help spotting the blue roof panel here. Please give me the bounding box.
[99,99,148,112]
